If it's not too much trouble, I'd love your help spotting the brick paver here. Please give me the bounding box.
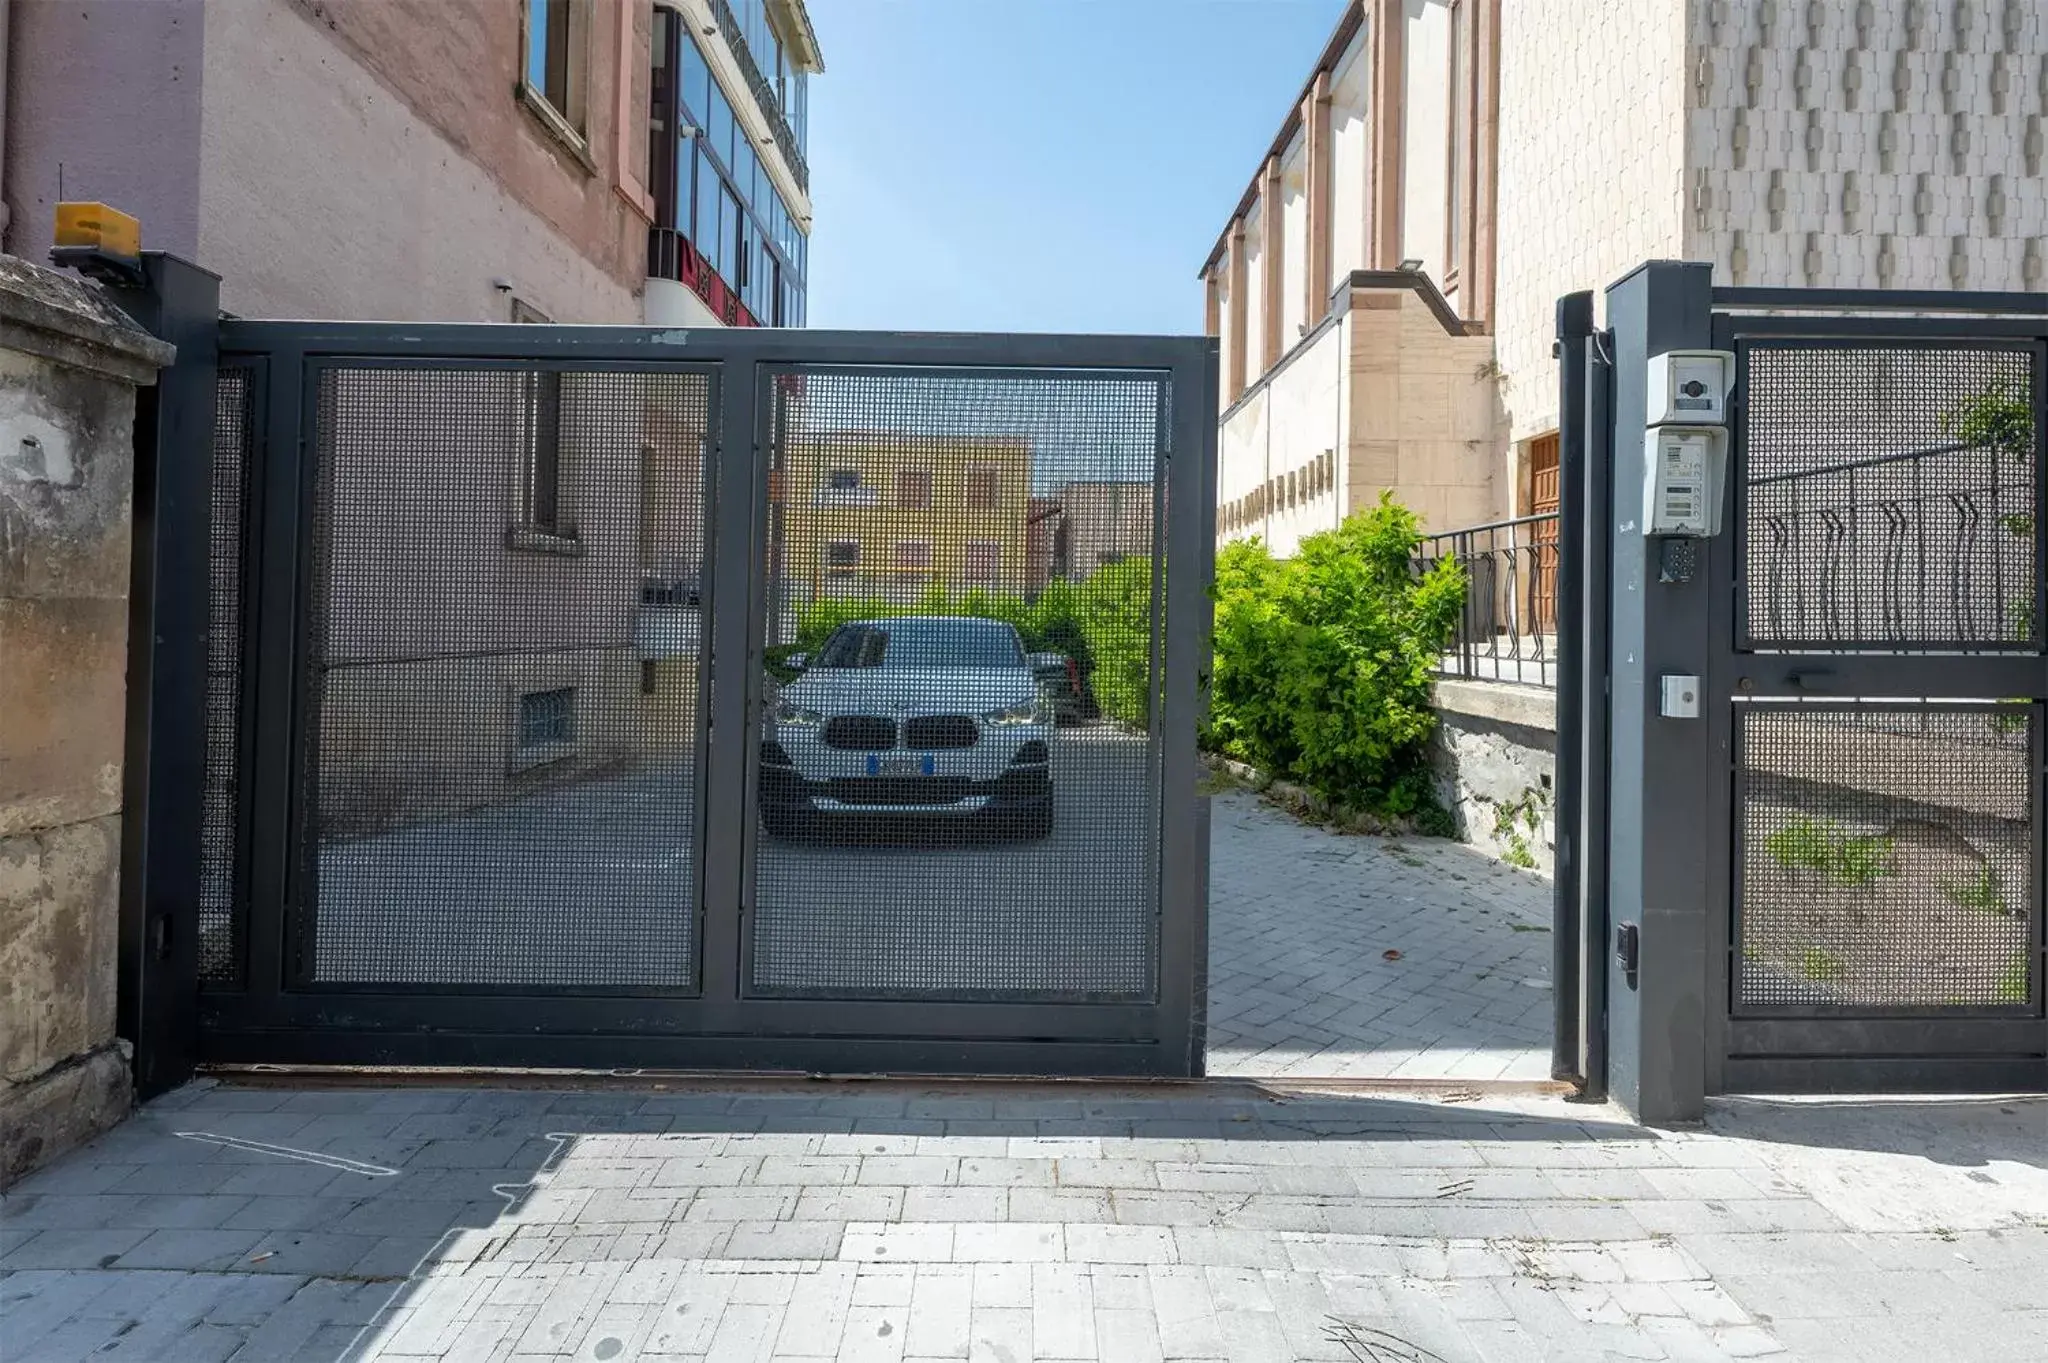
[1209,790,1553,1081]
[7,1082,2043,1361]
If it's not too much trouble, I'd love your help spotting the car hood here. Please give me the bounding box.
[781,667,1038,716]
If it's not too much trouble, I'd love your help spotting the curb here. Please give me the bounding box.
[1198,752,1432,836]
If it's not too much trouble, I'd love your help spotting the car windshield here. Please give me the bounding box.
[813,619,1025,670]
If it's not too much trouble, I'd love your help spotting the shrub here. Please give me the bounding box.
[1070,558,1155,726]
[1945,382,2038,639]
[1942,865,2006,916]
[1943,381,2033,460]
[1996,952,2030,1005]
[1764,815,1897,887]
[1208,495,1465,819]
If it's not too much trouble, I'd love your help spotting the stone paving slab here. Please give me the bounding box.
[4,1082,2044,1361]
[1208,791,1553,1081]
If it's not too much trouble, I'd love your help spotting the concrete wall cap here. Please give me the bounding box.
[1432,677,1558,733]
[0,255,177,382]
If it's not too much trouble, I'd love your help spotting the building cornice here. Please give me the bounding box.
[1218,269,1482,424]
[769,0,825,72]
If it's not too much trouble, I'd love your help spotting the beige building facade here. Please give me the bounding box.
[1203,0,2046,547]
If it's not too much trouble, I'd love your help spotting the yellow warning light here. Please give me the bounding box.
[54,202,142,261]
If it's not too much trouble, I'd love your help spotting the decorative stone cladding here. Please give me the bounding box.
[1686,0,2047,291]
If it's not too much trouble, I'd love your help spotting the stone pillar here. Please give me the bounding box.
[1304,70,1333,326]
[1467,0,1502,329]
[0,255,174,1187]
[1225,219,1249,402]
[1260,158,1284,371]
[1369,0,1405,270]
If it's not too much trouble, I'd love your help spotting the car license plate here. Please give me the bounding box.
[868,754,935,776]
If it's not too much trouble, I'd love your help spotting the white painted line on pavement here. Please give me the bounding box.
[174,1130,399,1176]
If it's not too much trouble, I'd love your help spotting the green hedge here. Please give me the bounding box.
[1209,496,1464,823]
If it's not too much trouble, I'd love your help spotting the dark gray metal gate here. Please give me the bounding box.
[1554,261,2048,1118]
[1710,298,2047,1092]
[187,322,1216,1077]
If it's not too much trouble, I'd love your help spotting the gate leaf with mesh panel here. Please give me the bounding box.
[191,323,1214,1077]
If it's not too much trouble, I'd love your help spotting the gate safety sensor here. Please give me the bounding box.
[1642,350,1735,537]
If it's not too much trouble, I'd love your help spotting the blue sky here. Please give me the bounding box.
[802,0,1350,336]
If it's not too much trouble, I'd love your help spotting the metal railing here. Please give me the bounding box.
[1415,512,1560,688]
[1745,438,2034,649]
[708,0,810,192]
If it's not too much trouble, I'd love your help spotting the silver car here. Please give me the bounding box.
[758,616,1056,840]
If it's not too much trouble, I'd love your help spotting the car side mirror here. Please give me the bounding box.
[785,653,808,673]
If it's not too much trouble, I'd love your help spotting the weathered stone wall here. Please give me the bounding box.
[0,255,172,1187]
[1430,678,1557,875]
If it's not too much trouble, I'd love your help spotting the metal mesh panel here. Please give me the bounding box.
[199,366,253,986]
[1736,705,2038,1012]
[303,365,712,989]
[1741,345,2038,649]
[749,367,1164,1000]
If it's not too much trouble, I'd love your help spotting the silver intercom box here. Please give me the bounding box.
[1642,350,1735,537]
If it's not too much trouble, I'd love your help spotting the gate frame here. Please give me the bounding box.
[178,319,1217,1079]
[1551,290,1612,1100]
[1567,261,2048,1121]
[1705,294,2048,1097]
[110,255,222,1099]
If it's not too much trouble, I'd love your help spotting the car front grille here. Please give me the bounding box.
[821,716,897,751]
[904,715,978,750]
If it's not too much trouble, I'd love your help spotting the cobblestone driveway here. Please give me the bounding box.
[4,1081,2044,1362]
[1208,792,1553,1082]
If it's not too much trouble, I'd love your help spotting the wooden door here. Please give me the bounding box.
[1529,433,1561,635]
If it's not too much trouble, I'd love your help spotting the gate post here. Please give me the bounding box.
[1551,291,1592,1087]
[1601,261,1716,1123]
[109,254,221,1099]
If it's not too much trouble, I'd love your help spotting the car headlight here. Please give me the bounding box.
[776,703,825,727]
[982,698,1048,727]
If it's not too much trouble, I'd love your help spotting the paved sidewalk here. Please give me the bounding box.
[1209,791,1552,1081]
[5,1080,2042,1361]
